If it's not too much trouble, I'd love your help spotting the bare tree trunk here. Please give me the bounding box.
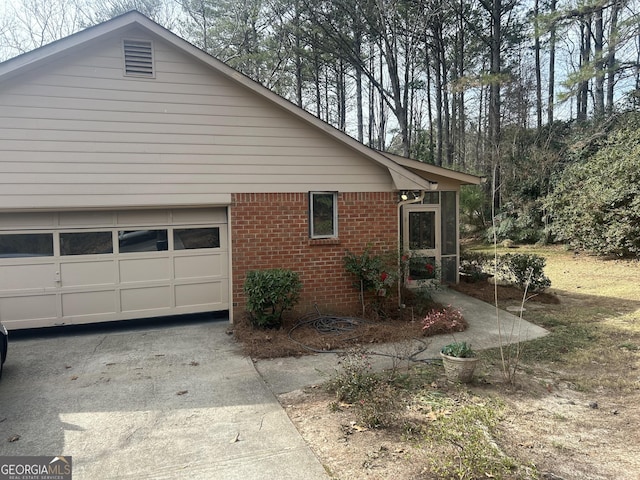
[442,52,452,166]
[548,0,557,125]
[476,81,485,169]
[426,52,434,163]
[324,64,330,123]
[314,44,321,118]
[368,43,376,147]
[636,31,640,105]
[577,15,591,121]
[457,0,466,167]
[294,0,303,107]
[378,51,386,150]
[434,40,444,167]
[489,0,502,210]
[606,0,621,111]
[337,60,346,131]
[534,0,542,131]
[355,39,364,143]
[594,6,605,117]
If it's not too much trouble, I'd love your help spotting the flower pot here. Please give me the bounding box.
[440,352,479,383]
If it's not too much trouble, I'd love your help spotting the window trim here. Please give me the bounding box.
[309,191,338,239]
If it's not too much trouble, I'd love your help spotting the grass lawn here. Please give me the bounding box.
[274,244,640,480]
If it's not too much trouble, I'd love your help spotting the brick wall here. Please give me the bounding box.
[231,192,398,320]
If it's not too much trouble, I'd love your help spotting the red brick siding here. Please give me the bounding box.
[231,192,398,320]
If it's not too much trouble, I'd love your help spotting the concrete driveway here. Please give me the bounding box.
[0,317,329,480]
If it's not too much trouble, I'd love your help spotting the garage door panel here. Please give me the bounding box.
[61,260,116,287]
[0,263,56,290]
[0,212,56,229]
[0,295,57,321]
[62,290,116,316]
[175,281,228,308]
[0,208,229,329]
[121,286,172,312]
[172,208,226,224]
[174,254,225,279]
[59,211,115,227]
[119,257,171,283]
[117,210,170,226]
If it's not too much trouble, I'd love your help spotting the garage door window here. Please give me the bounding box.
[119,230,168,253]
[60,232,113,255]
[0,233,53,258]
[174,228,220,250]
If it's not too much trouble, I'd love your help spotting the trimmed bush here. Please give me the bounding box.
[244,269,302,328]
[501,253,551,292]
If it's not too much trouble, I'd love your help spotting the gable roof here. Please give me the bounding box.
[0,11,481,190]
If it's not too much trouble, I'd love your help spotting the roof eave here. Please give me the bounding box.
[381,153,483,186]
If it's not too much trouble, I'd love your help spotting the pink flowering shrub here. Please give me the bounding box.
[421,305,468,337]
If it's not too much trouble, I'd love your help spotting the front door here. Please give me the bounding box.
[403,205,440,286]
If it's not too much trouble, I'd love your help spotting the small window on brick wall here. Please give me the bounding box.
[309,192,338,238]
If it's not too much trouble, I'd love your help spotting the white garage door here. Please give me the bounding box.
[0,208,229,330]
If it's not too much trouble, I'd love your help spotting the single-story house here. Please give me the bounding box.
[0,11,481,330]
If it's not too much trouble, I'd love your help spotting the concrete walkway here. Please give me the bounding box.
[255,288,549,394]
[0,289,548,479]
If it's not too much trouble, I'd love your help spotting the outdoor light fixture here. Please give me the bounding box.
[399,185,436,202]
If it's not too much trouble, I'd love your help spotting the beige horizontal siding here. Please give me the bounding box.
[0,177,383,193]
[0,162,376,176]
[0,194,232,211]
[0,118,317,138]
[0,105,303,128]
[0,141,377,157]
[0,152,367,167]
[0,26,392,209]
[0,130,341,147]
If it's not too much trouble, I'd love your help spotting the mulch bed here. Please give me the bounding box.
[233,312,428,359]
[233,280,559,359]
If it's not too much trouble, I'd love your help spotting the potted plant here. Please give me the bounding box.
[440,341,478,383]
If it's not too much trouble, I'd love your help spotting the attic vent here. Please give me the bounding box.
[123,40,154,78]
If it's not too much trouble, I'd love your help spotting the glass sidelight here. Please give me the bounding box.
[403,206,441,284]
[408,211,436,250]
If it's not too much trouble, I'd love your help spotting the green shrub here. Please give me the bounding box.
[460,184,489,233]
[545,111,640,256]
[344,247,398,296]
[459,250,492,281]
[243,269,302,328]
[344,247,398,316]
[501,253,551,292]
[485,202,546,244]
